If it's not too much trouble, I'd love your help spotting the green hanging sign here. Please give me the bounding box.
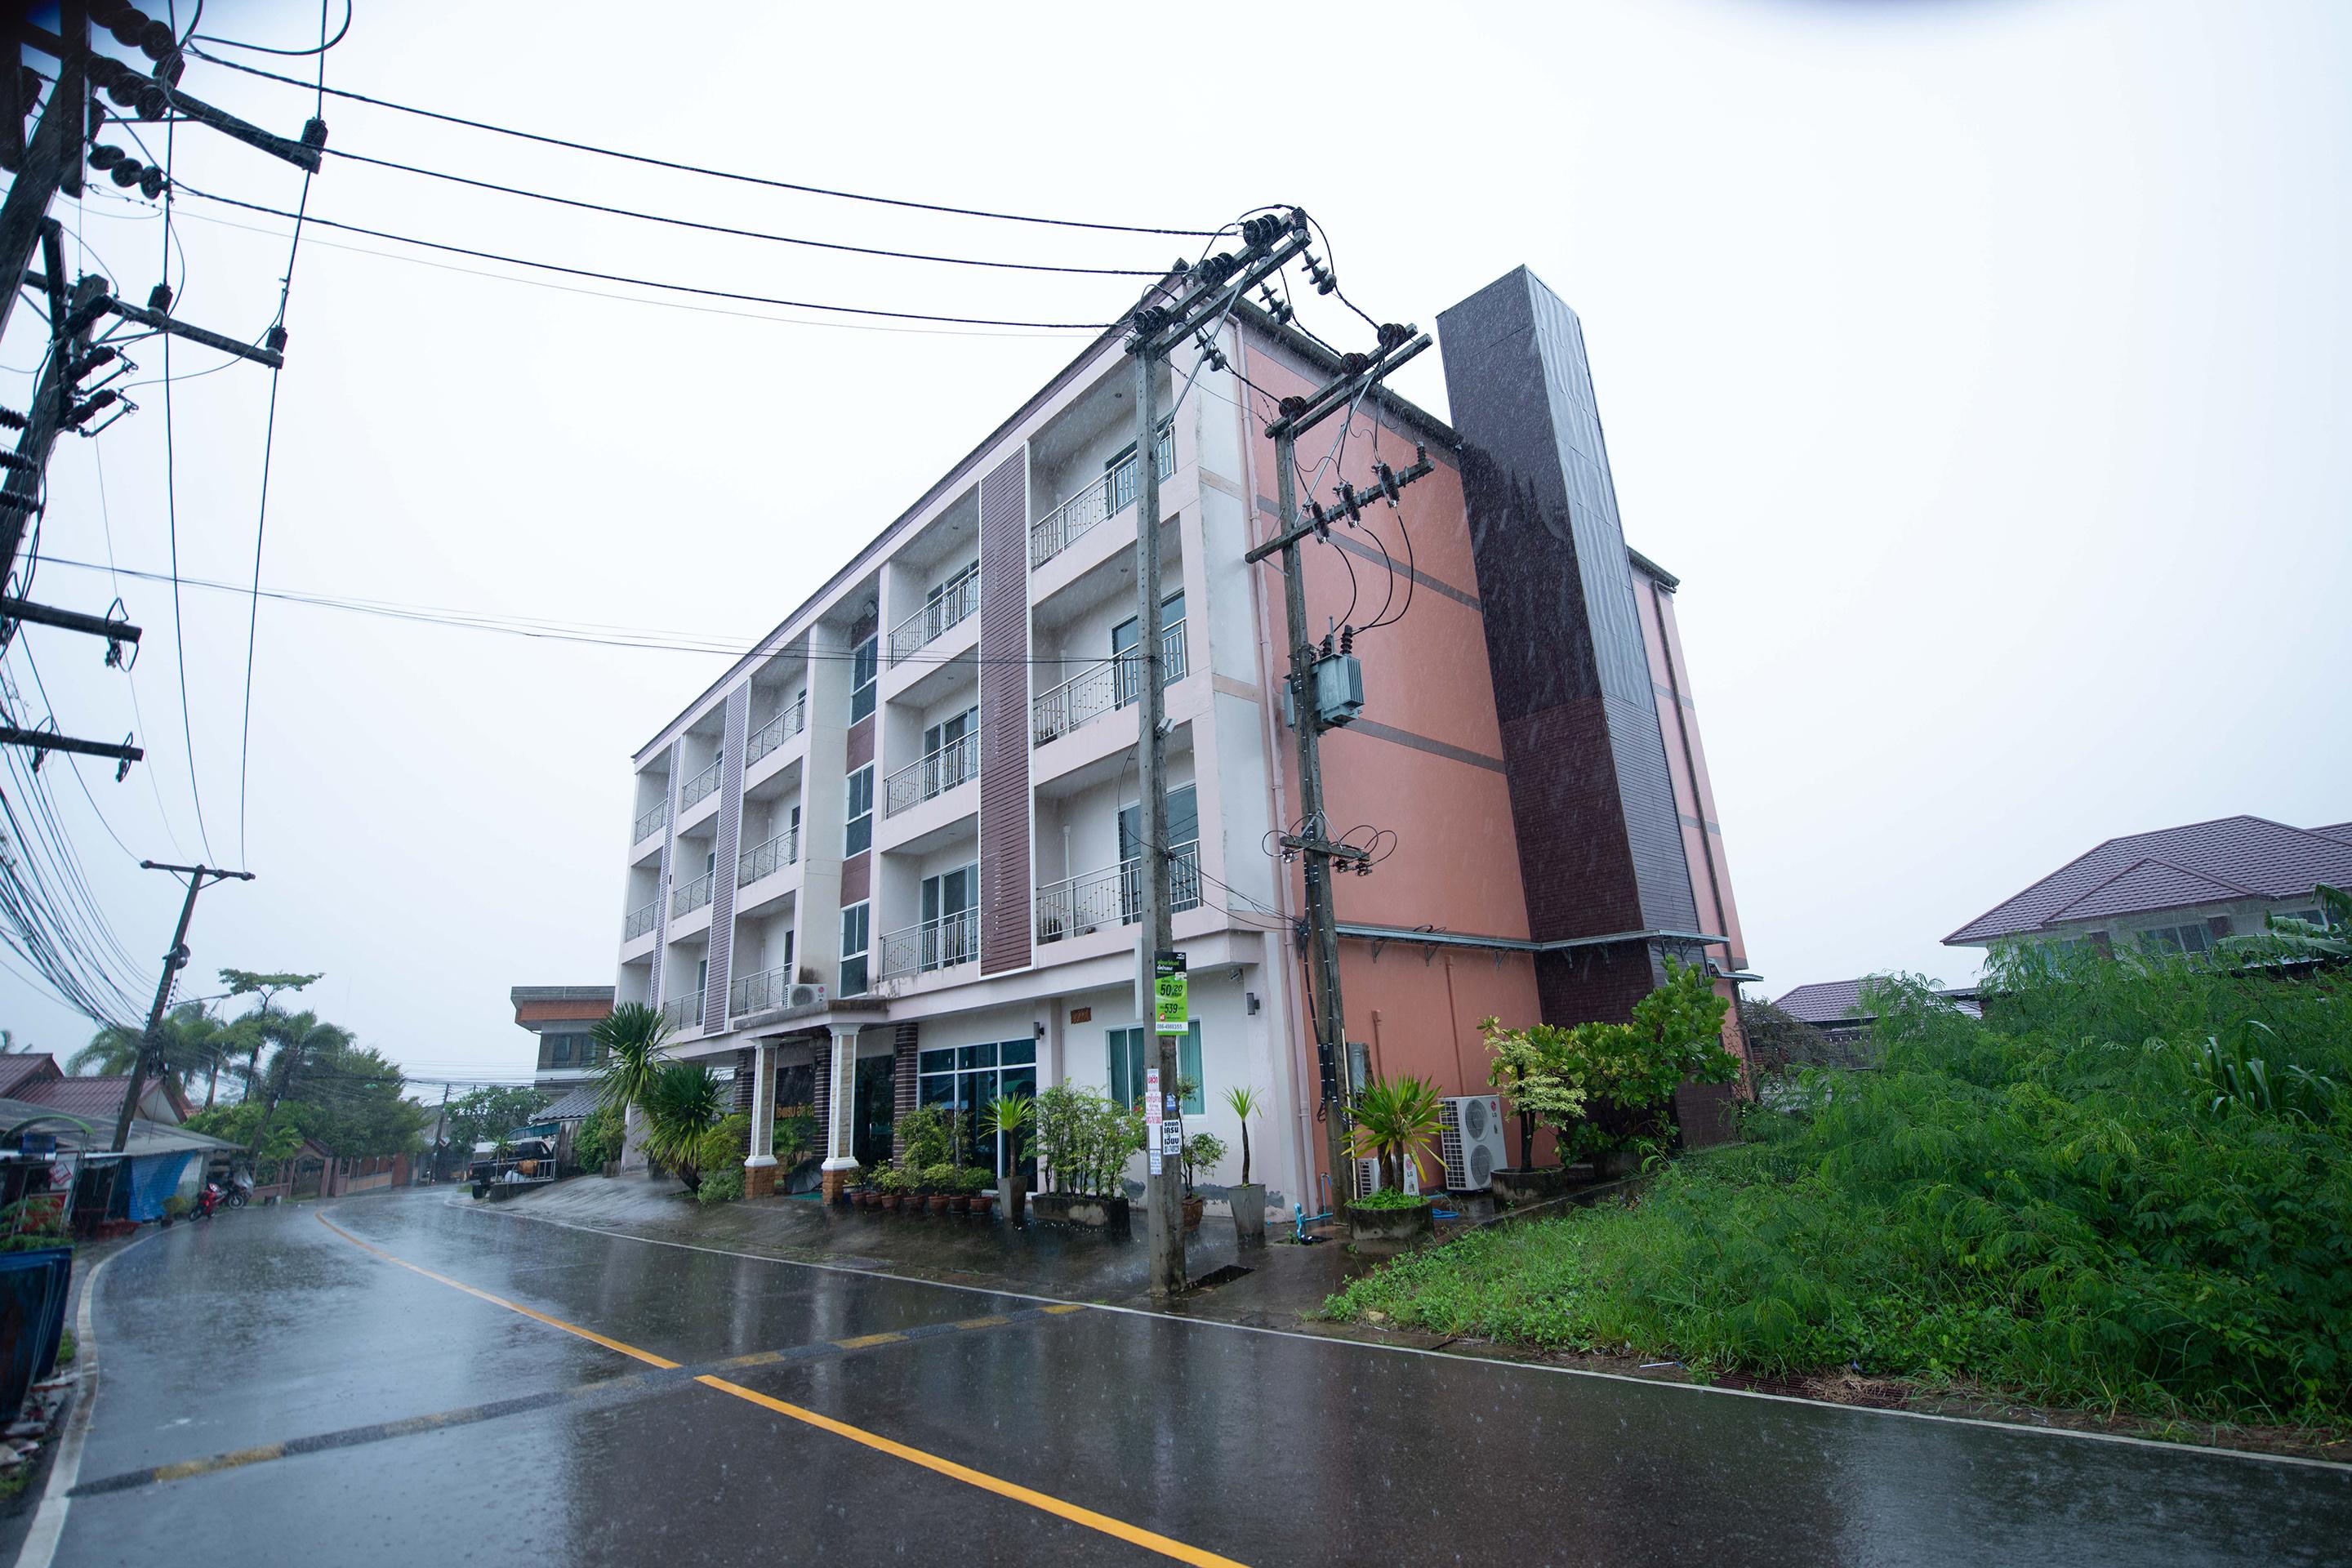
[1153,951,1188,1037]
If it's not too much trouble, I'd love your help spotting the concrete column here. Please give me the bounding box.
[819,1025,860,1201]
[743,1036,777,1197]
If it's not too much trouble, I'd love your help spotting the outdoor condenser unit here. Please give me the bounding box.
[786,983,826,1008]
[1438,1094,1507,1192]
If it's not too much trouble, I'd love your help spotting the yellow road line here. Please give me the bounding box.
[315,1210,1245,1567]
[149,1443,284,1484]
[831,1330,906,1349]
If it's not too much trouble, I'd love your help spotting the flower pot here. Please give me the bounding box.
[1227,1183,1267,1247]
[973,1193,995,1218]
[1182,1193,1205,1232]
[1347,1199,1435,1249]
[996,1177,1026,1225]
[950,1195,971,1214]
[1593,1150,1640,1181]
[1027,1192,1130,1235]
[878,1194,899,1212]
[1489,1166,1573,1208]
[928,1194,954,1216]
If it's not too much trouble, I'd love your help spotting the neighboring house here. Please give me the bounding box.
[0,1055,189,1125]
[514,1082,604,1173]
[1944,816,2352,959]
[607,265,1756,1207]
[0,1092,239,1225]
[510,986,615,1093]
[1768,979,1981,1067]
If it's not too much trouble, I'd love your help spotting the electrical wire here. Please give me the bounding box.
[185,48,1219,238]
[172,185,1121,331]
[320,149,1165,278]
[157,17,216,865]
[89,441,191,862]
[193,0,351,56]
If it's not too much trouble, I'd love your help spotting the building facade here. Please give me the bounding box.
[510,985,615,1094]
[613,266,1753,1211]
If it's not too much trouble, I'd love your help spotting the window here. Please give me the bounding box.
[1112,590,1186,708]
[915,1037,1036,1174]
[1107,1022,1203,1115]
[550,1034,573,1065]
[920,862,978,969]
[2140,921,2212,956]
[840,902,871,996]
[849,636,878,724]
[845,765,874,856]
[1116,784,1200,921]
[2274,905,2336,930]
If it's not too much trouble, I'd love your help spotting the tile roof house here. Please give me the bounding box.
[0,1054,189,1125]
[1944,815,2352,956]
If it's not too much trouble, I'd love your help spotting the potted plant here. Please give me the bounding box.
[1346,1075,1441,1247]
[1178,1131,1226,1232]
[957,1165,991,1214]
[1026,1085,1138,1234]
[1222,1085,1267,1246]
[923,1163,958,1215]
[1478,1016,1588,1205]
[981,1091,1034,1224]
[872,1165,906,1211]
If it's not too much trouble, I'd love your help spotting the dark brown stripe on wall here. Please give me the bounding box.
[840,850,870,908]
[845,715,874,773]
[1343,719,1507,773]
[978,452,1032,975]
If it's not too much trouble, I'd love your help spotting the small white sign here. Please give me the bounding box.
[1145,1067,1163,1173]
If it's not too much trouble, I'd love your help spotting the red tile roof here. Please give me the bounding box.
[1945,816,2352,945]
[0,1054,62,1099]
[16,1075,189,1125]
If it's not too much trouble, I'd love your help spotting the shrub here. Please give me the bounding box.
[896,1105,956,1171]
[1034,1085,1142,1196]
[1348,1076,1442,1192]
[1352,1187,1431,1212]
[572,1105,622,1171]
[695,1165,744,1205]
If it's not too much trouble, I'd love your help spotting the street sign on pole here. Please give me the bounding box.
[1154,951,1188,1037]
[1145,1066,1163,1175]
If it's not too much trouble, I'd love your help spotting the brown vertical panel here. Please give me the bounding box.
[978,453,1031,974]
[840,852,871,908]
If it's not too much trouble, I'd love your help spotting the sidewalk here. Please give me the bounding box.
[492,1173,1397,1330]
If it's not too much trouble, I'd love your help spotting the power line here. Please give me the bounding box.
[185,48,1219,239]
[193,0,353,56]
[321,149,1165,278]
[173,185,1125,331]
[158,101,217,864]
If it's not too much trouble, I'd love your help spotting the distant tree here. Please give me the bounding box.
[1739,997,1824,1076]
[443,1086,550,1152]
[69,1003,221,1097]
[217,969,323,1094]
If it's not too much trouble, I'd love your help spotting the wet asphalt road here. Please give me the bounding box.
[44,1188,2352,1567]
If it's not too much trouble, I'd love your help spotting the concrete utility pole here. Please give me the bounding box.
[1124,212,1311,1299]
[1246,328,1436,1216]
[113,861,253,1152]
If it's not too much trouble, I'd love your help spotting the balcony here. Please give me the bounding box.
[679,757,722,812]
[1036,840,1200,944]
[889,564,979,667]
[746,697,806,767]
[623,900,659,941]
[878,910,978,982]
[671,870,715,918]
[632,803,666,844]
[737,825,799,886]
[1029,428,1174,569]
[1031,619,1186,747]
[728,963,813,1017]
[659,991,702,1036]
[884,735,976,817]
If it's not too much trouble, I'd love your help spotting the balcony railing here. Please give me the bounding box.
[737,825,800,887]
[878,909,978,981]
[746,696,806,767]
[888,565,979,666]
[671,871,714,918]
[1028,427,1174,569]
[729,963,793,1017]
[884,734,977,817]
[658,991,703,1036]
[1031,619,1186,747]
[679,757,722,811]
[623,900,659,941]
[1036,840,1200,944]
[632,803,666,844]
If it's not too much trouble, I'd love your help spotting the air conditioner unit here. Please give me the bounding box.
[1438,1094,1506,1192]
[786,983,825,1008]
[1352,1153,1421,1199]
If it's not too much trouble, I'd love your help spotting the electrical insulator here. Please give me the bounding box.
[146,283,172,313]
[68,347,118,381]
[139,19,177,60]
[1378,322,1411,350]
[138,167,165,198]
[1196,252,1237,287]
[0,408,24,431]
[104,74,139,108]
[1241,214,1285,249]
[302,117,329,149]
[68,390,119,427]
[1278,394,1307,420]
[0,452,33,474]
[1339,352,1369,376]
[265,324,287,353]
[109,14,149,48]
[107,162,141,187]
[1130,304,1170,337]
[1257,283,1292,326]
[136,84,169,120]
[1374,461,1401,506]
[87,144,126,170]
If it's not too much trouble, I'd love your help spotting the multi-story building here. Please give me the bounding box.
[613,265,1753,1209]
[509,985,614,1094]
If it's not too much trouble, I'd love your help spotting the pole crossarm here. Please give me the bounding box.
[78,52,326,173]
[0,596,141,644]
[1263,332,1432,441]
[100,295,286,368]
[0,725,140,764]
[1279,834,1372,865]
[113,863,253,1153]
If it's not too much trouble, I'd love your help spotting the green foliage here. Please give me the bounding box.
[1033,1085,1143,1196]
[693,1112,751,1183]
[1480,1018,1589,1160]
[1351,1187,1431,1212]
[1348,1075,1443,1192]
[593,1003,672,1117]
[1179,1131,1227,1196]
[869,1165,910,1196]
[696,1165,745,1205]
[1222,1084,1260,1186]
[639,1061,728,1192]
[162,1195,190,1218]
[979,1093,1035,1169]
[895,1104,956,1171]
[1739,997,1834,1075]
[918,1162,959,1196]
[572,1105,623,1171]
[1330,951,2352,1425]
[0,1198,67,1252]
[444,1086,550,1152]
[956,1165,990,1196]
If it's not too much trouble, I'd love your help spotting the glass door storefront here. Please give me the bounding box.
[915,1039,1038,1175]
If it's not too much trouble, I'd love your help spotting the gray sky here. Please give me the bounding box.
[2,0,2345,1080]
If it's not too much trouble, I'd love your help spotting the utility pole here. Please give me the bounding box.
[112,861,252,1152]
[425,1080,452,1184]
[1245,326,1437,1217]
[1123,211,1311,1299]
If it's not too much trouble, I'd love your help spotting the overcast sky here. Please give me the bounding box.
[2,0,2345,1082]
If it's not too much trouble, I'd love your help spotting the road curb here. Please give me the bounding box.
[12,1228,160,1568]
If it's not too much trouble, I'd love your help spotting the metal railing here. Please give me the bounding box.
[671,871,714,917]
[737,825,800,886]
[878,909,978,981]
[632,803,666,844]
[884,734,977,816]
[623,900,659,941]
[1036,840,1200,944]
[746,696,806,767]
[658,991,703,1036]
[1031,619,1186,746]
[1029,428,1174,568]
[679,757,722,811]
[888,565,980,666]
[729,963,793,1016]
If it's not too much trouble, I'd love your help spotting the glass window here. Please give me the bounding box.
[849,636,878,724]
[1107,1022,1204,1114]
[1111,591,1187,709]
[840,902,870,996]
[2140,921,2211,956]
[551,1035,572,1065]
[911,1037,1036,1176]
[845,765,874,856]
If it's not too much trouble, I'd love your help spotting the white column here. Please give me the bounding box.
[745,1036,776,1169]
[822,1026,860,1171]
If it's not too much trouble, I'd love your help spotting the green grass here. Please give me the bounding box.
[1327,950,2352,1426]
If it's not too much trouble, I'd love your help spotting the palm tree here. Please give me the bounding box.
[1222,1085,1261,1187]
[69,1004,220,1097]
[592,1003,670,1115]
[248,1010,356,1154]
[638,1060,727,1193]
[1348,1075,1443,1195]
